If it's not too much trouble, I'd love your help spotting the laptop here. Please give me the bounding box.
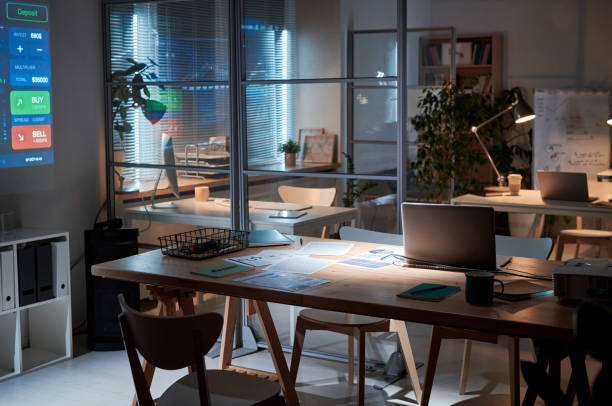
[537,171,597,202]
[401,203,498,272]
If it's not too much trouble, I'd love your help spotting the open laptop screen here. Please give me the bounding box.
[401,203,497,271]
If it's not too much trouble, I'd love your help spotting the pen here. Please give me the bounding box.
[191,264,237,276]
[410,285,447,295]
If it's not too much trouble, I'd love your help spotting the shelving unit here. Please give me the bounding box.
[419,34,503,97]
[0,229,71,381]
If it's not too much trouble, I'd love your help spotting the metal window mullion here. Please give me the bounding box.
[396,0,407,232]
[103,2,116,221]
[243,169,397,182]
[242,76,398,86]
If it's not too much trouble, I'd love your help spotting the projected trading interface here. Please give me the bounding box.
[0,1,52,168]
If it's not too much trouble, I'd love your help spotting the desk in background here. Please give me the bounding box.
[92,238,573,406]
[452,189,612,236]
[123,198,357,237]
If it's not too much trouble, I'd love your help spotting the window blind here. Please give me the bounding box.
[108,0,229,181]
[243,0,296,165]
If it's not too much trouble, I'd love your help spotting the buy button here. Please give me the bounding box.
[12,125,52,150]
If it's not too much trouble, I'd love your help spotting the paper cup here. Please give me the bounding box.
[195,186,210,202]
[507,174,522,195]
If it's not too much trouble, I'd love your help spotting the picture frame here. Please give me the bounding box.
[297,128,325,161]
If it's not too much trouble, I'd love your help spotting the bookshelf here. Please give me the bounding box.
[0,229,72,381]
[419,34,503,97]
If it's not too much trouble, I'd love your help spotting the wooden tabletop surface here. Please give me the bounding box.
[92,237,574,341]
[452,189,612,217]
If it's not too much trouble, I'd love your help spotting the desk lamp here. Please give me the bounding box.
[470,95,536,192]
[607,116,612,126]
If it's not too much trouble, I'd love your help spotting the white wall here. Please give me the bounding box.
[0,0,105,327]
[430,0,612,93]
[295,0,342,142]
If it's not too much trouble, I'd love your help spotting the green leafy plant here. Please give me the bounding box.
[342,152,377,208]
[410,83,532,202]
[111,58,167,144]
[278,139,301,154]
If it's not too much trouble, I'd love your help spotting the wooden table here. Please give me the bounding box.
[92,238,574,405]
[452,189,612,237]
[123,198,357,237]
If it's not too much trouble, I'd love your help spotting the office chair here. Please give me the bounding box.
[118,294,283,406]
[290,227,422,406]
[278,185,336,237]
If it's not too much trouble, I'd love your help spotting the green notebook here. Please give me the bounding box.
[191,263,253,278]
[398,283,460,301]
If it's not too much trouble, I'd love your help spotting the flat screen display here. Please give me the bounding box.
[0,0,52,168]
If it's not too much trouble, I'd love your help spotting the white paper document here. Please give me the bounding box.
[225,249,306,267]
[234,272,329,292]
[338,246,403,268]
[265,257,335,275]
[297,242,354,256]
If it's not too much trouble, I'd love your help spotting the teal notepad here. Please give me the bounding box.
[191,263,253,278]
[398,283,460,301]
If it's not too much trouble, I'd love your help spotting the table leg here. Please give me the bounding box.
[528,214,542,238]
[219,296,239,370]
[254,300,300,406]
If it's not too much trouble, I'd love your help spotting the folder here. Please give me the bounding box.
[36,243,54,302]
[51,241,69,297]
[1,250,15,311]
[17,246,37,306]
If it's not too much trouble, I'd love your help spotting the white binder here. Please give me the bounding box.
[51,241,69,297]
[1,250,15,311]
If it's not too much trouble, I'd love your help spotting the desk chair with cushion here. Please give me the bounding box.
[555,216,612,260]
[289,227,422,406]
[421,235,553,406]
[118,295,283,406]
[278,185,336,237]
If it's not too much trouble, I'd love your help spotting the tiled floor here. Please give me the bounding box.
[0,331,589,405]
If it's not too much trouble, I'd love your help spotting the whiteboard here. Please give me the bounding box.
[532,89,610,188]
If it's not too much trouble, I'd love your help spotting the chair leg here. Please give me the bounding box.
[320,225,328,239]
[289,316,307,385]
[555,235,566,261]
[421,326,443,406]
[574,241,581,258]
[459,339,473,395]
[348,334,355,386]
[357,329,366,406]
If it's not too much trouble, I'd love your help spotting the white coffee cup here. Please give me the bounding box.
[507,174,522,195]
[195,186,210,202]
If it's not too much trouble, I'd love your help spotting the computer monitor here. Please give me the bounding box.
[151,133,180,209]
[401,203,497,271]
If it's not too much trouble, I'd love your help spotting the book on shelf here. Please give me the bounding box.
[471,42,492,65]
[427,45,442,66]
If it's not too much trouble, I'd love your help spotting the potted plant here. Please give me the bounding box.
[278,139,300,167]
[410,83,532,203]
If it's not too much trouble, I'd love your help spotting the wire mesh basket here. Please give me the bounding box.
[158,228,247,260]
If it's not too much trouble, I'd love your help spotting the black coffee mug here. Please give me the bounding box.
[465,271,504,305]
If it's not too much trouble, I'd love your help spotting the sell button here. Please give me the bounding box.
[12,125,52,150]
[6,3,48,23]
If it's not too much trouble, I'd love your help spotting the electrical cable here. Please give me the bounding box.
[139,192,153,233]
[385,253,553,281]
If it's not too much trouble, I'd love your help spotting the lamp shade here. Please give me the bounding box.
[607,116,612,126]
[513,99,536,124]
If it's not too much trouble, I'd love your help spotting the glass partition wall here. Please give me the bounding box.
[103,0,455,359]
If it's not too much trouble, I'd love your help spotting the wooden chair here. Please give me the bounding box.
[290,227,422,406]
[555,216,612,260]
[117,294,284,406]
[278,186,336,237]
[421,235,553,406]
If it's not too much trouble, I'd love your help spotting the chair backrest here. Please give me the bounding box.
[118,294,223,406]
[495,235,553,259]
[278,185,336,207]
[339,226,403,246]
